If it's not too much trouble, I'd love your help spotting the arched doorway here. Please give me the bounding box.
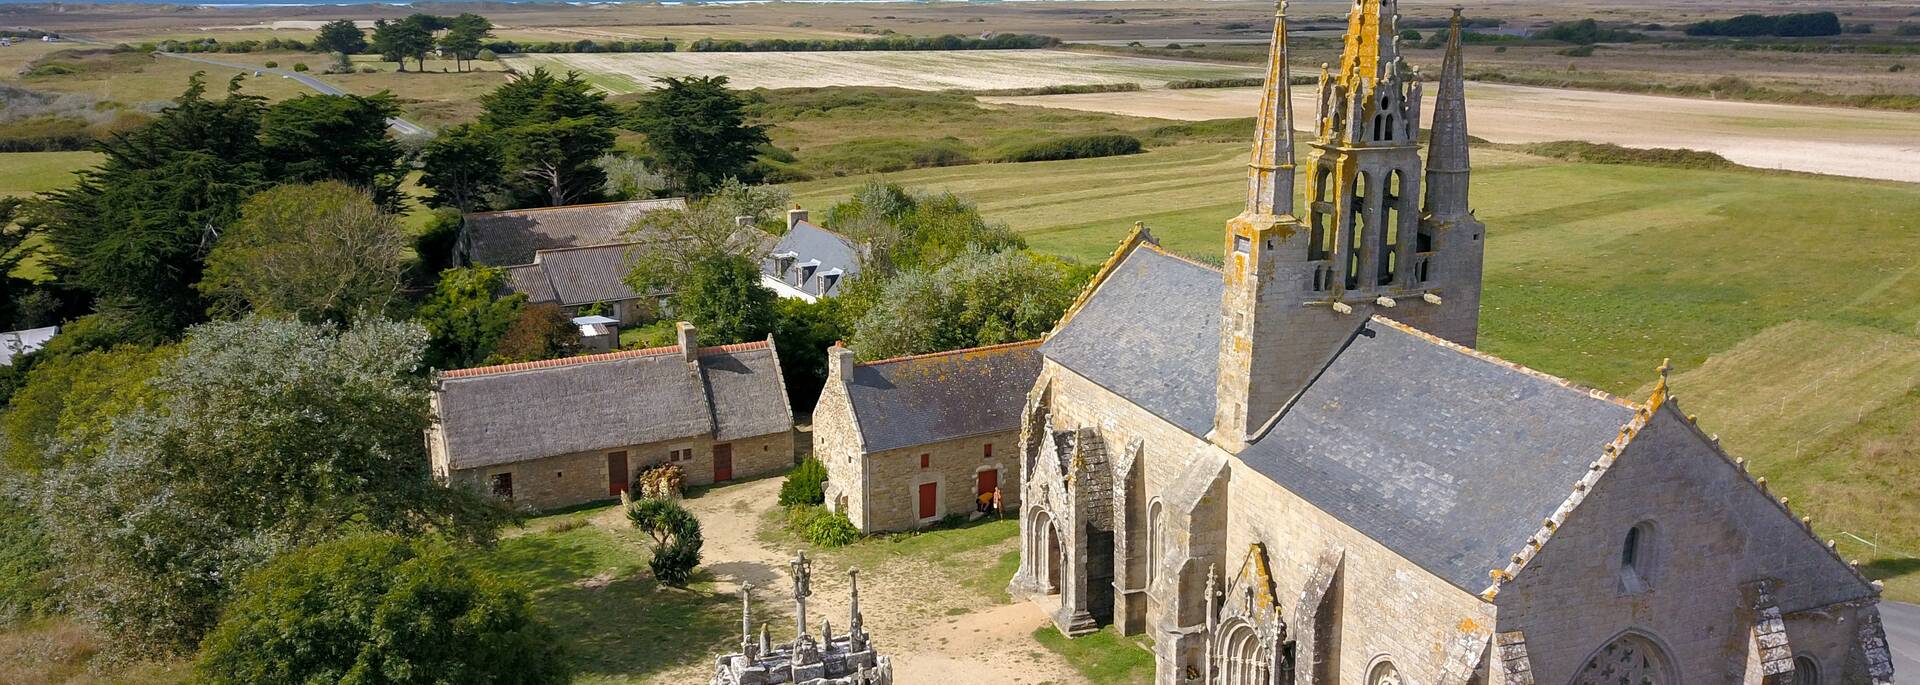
[1029,509,1062,595]
[1572,632,1676,685]
[1215,620,1270,685]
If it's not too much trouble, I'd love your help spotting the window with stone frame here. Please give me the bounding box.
[1793,656,1820,685]
[1619,521,1659,594]
[489,472,513,500]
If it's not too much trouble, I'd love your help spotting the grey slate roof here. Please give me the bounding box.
[465,198,686,266]
[1239,321,1634,591]
[764,221,861,297]
[1043,243,1635,593]
[846,341,1043,453]
[0,326,58,366]
[504,243,650,306]
[435,341,793,470]
[1042,247,1223,435]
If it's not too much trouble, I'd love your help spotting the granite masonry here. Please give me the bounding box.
[713,553,893,685]
[1008,3,1894,684]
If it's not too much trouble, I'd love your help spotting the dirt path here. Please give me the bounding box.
[623,478,1090,685]
[980,82,1920,184]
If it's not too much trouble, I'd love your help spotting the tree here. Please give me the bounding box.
[627,75,769,194]
[770,295,854,414]
[371,17,433,72]
[39,75,268,344]
[627,498,702,585]
[259,94,406,208]
[34,316,512,653]
[195,534,567,685]
[478,68,617,207]
[825,181,1023,275]
[2,345,168,474]
[671,255,775,346]
[199,182,408,325]
[851,248,1084,360]
[315,19,367,55]
[414,266,526,369]
[441,13,494,73]
[488,302,579,364]
[419,124,506,213]
[622,181,789,293]
[778,456,828,507]
[0,197,37,329]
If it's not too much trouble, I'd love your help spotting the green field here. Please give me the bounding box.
[0,152,99,198]
[789,144,1920,599]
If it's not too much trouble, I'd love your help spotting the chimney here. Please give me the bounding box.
[830,341,855,385]
[786,205,809,232]
[677,322,698,363]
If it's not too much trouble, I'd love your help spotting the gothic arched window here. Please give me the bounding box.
[1147,499,1165,585]
[1368,659,1402,685]
[1575,632,1674,685]
[1793,655,1820,685]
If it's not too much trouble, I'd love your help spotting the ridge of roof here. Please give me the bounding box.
[856,339,1043,368]
[526,241,643,260]
[1367,315,1635,410]
[792,219,859,244]
[1138,241,1224,274]
[1045,223,1164,342]
[439,340,772,380]
[465,198,685,219]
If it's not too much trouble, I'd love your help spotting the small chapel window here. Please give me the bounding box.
[1620,521,1657,593]
[1793,656,1820,685]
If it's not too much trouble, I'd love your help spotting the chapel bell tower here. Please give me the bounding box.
[1211,0,1484,453]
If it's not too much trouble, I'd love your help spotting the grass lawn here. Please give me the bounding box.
[205,53,509,128]
[0,152,98,198]
[12,50,313,105]
[787,145,1920,600]
[1033,625,1156,685]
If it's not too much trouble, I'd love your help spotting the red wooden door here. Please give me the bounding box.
[713,444,734,482]
[607,451,629,497]
[918,482,937,519]
[977,469,998,496]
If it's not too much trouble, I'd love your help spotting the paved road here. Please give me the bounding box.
[1887,600,1920,679]
[157,53,430,137]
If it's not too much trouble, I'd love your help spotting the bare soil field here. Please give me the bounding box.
[981,83,1920,183]
[505,49,1259,93]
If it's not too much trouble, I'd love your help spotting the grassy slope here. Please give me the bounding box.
[0,152,99,198]
[788,145,1920,599]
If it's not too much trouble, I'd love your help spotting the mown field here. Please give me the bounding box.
[789,143,1920,600]
[504,49,1259,93]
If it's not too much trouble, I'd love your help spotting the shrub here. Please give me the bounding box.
[0,497,56,623]
[628,497,703,585]
[786,505,861,547]
[1519,141,1736,169]
[359,66,377,74]
[476,48,498,61]
[636,463,686,499]
[804,138,975,176]
[994,133,1143,163]
[1535,18,1646,44]
[262,60,278,68]
[1896,24,1920,36]
[1892,64,1908,72]
[194,534,567,685]
[291,63,309,72]
[1399,29,1422,41]
[1166,77,1266,89]
[1494,45,1509,53]
[1558,45,1597,57]
[1688,12,1842,37]
[780,457,829,507]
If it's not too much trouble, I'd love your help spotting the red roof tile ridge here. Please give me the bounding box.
[857,339,1042,368]
[439,339,771,379]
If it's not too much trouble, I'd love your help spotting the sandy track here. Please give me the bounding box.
[980,83,1920,184]
[506,49,1256,93]
[631,478,1089,685]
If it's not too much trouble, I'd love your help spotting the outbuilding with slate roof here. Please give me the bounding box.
[503,243,664,325]
[459,198,686,267]
[427,322,796,511]
[813,340,1041,532]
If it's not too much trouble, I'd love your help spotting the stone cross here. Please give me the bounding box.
[792,552,814,639]
[739,581,756,659]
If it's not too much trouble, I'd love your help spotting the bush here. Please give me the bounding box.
[993,133,1143,163]
[1535,18,1646,44]
[359,66,377,74]
[636,463,685,499]
[0,497,56,623]
[628,497,703,585]
[1687,12,1842,37]
[1399,29,1422,41]
[804,138,975,176]
[194,534,567,685]
[780,457,829,507]
[291,63,308,72]
[786,505,862,547]
[1896,24,1920,36]
[1519,141,1736,169]
[262,60,278,68]
[1166,77,1267,89]
[476,48,498,61]
[1558,45,1597,57]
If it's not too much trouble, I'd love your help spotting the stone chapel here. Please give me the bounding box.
[1008,2,1896,684]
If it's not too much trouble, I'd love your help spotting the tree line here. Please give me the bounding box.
[1685,12,1844,38]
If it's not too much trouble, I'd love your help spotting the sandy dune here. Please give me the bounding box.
[981,83,1920,184]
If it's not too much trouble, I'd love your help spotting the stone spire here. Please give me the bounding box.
[1424,7,1471,219]
[1243,0,1297,217]
[1336,0,1402,88]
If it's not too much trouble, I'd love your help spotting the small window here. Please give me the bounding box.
[1368,660,1401,685]
[1620,521,1657,593]
[1793,656,1820,685]
[920,454,930,469]
[983,443,993,459]
[489,472,513,500]
[556,471,564,478]
[1234,235,1251,254]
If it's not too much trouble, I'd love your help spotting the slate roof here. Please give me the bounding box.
[846,340,1043,453]
[0,326,57,366]
[1042,247,1222,435]
[434,340,793,470]
[503,243,651,306]
[464,198,686,266]
[1043,243,1636,593]
[764,221,861,297]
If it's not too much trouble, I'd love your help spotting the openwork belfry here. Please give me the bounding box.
[1012,0,1892,682]
[711,553,892,685]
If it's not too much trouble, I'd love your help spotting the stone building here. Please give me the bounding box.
[713,553,892,685]
[461,199,688,324]
[815,341,1040,532]
[428,323,796,511]
[763,208,863,302]
[1009,4,1894,684]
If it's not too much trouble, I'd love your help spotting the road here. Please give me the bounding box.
[1888,601,1920,679]
[157,53,430,137]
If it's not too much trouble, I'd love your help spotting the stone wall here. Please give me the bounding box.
[1496,405,1882,684]
[856,431,1021,533]
[446,430,795,511]
[814,366,869,526]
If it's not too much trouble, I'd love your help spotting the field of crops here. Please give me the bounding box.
[789,143,1920,599]
[502,49,1259,93]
